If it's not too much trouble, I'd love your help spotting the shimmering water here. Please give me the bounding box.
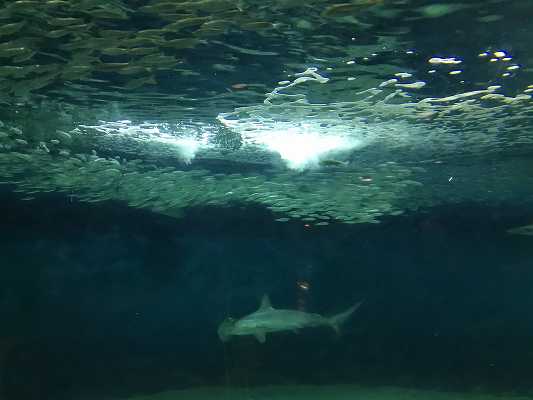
[1,0,533,399]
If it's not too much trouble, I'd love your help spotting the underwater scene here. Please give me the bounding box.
[2,0,533,399]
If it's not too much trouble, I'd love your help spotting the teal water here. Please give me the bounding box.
[1,0,533,399]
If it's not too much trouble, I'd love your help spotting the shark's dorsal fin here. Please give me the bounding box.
[259,294,273,311]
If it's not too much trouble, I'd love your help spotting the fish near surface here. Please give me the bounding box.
[218,295,362,343]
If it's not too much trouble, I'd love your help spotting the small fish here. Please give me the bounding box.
[137,29,167,37]
[122,37,162,48]
[98,29,132,39]
[45,0,70,7]
[48,17,84,26]
[116,65,151,75]
[7,1,40,13]
[321,0,382,17]
[94,62,130,72]
[322,3,360,17]
[191,0,235,13]
[0,46,31,58]
[161,38,201,49]
[0,21,25,37]
[211,40,279,56]
[241,21,274,30]
[319,159,349,167]
[415,3,471,18]
[123,75,157,90]
[218,295,363,343]
[88,6,129,20]
[193,28,224,38]
[164,17,210,31]
[137,54,177,68]
[128,47,158,56]
[0,66,26,78]
[12,50,35,63]
[202,19,233,29]
[60,65,91,80]
[139,4,179,14]
[231,83,248,90]
[100,47,130,56]
[46,29,72,39]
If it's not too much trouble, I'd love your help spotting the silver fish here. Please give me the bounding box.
[218,295,362,343]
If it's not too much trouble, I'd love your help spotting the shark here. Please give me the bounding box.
[218,295,363,343]
[507,223,533,236]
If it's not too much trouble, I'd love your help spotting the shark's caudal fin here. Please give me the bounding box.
[328,301,363,334]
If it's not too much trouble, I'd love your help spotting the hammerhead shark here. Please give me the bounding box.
[218,295,363,343]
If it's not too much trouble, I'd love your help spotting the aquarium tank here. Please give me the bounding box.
[2,0,533,399]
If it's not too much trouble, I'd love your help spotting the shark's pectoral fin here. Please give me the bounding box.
[255,331,266,343]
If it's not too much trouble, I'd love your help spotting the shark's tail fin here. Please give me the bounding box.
[328,300,363,334]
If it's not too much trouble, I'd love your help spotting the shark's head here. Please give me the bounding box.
[217,317,236,342]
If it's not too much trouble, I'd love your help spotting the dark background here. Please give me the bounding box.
[1,188,533,400]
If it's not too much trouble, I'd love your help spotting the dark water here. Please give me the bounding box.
[2,188,533,399]
[2,1,533,399]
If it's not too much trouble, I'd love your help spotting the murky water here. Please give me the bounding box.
[1,1,533,399]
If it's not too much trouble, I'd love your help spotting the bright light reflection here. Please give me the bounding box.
[255,126,363,170]
[153,135,202,164]
[78,120,207,164]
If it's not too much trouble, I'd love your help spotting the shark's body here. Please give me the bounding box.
[218,295,362,343]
